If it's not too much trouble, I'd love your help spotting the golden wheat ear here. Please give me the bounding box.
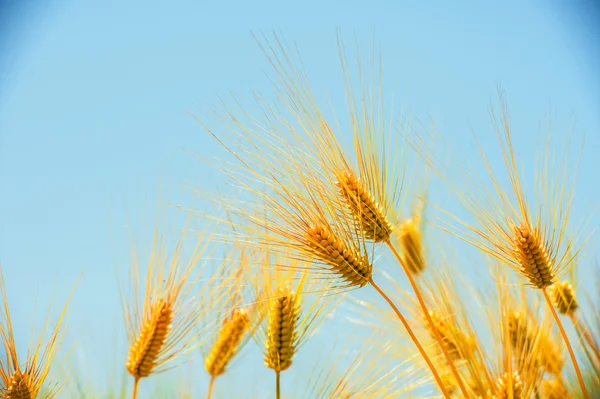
[120,210,218,399]
[253,252,340,399]
[202,247,262,399]
[0,264,78,399]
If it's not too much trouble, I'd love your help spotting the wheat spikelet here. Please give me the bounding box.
[5,372,35,399]
[264,290,301,372]
[512,224,554,289]
[205,308,251,376]
[306,224,372,287]
[548,280,578,314]
[126,299,174,379]
[337,171,394,242]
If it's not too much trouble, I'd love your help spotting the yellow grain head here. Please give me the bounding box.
[337,170,394,242]
[202,248,259,379]
[0,265,77,399]
[548,280,578,314]
[264,289,301,372]
[205,307,251,376]
[126,299,174,379]
[512,224,554,289]
[121,210,217,386]
[506,304,564,376]
[4,371,35,399]
[256,253,340,376]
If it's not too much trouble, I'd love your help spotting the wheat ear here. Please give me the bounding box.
[204,308,250,399]
[337,170,394,242]
[127,299,174,381]
[264,291,301,399]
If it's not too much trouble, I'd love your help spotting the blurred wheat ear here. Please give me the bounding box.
[203,247,260,399]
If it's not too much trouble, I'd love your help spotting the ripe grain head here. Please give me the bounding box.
[204,307,251,376]
[201,247,260,379]
[255,254,340,375]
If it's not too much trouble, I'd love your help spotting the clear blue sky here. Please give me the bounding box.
[1,1,599,397]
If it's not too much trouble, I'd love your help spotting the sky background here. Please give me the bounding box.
[1,1,600,397]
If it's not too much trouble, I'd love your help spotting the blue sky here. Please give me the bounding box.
[1,0,599,397]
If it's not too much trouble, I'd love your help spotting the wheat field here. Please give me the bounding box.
[1,26,599,399]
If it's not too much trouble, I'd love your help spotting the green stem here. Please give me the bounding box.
[276,371,281,399]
